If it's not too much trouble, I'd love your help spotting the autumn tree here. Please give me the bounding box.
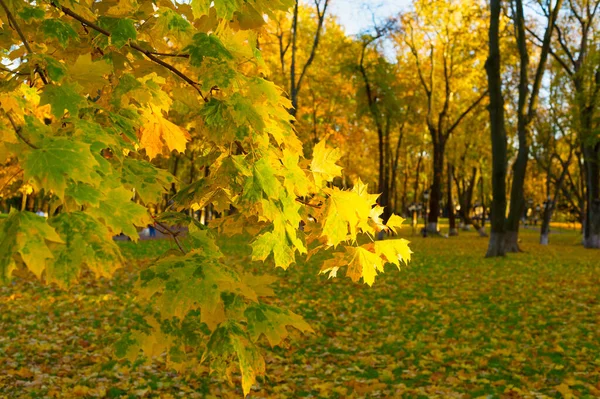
[399,0,489,233]
[541,0,600,248]
[485,0,509,257]
[0,0,412,395]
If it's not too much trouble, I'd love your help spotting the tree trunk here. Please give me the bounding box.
[583,143,600,248]
[540,201,551,245]
[505,141,528,252]
[485,0,508,257]
[448,163,458,236]
[427,141,444,233]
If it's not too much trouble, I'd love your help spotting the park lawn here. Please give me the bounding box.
[0,227,599,398]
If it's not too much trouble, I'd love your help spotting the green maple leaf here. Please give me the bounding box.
[121,158,175,204]
[99,17,137,48]
[245,303,313,347]
[136,251,257,327]
[251,229,295,269]
[87,187,151,240]
[0,210,64,284]
[39,82,86,118]
[35,55,67,82]
[242,158,282,202]
[65,182,104,207]
[47,212,123,288]
[184,33,233,67]
[21,138,100,199]
[205,322,265,397]
[281,149,310,197]
[19,6,45,21]
[40,19,79,48]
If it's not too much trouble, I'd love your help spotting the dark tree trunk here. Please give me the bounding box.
[583,143,600,248]
[448,163,458,236]
[485,0,508,257]
[505,0,562,251]
[427,140,444,233]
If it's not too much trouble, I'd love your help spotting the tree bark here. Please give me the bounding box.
[505,0,563,251]
[427,141,444,233]
[448,163,458,236]
[485,0,508,257]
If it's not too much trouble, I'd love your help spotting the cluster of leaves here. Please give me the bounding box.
[1,229,598,398]
[0,0,411,394]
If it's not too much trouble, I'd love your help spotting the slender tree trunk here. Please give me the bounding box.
[448,163,458,236]
[505,141,528,251]
[485,0,508,257]
[427,141,444,233]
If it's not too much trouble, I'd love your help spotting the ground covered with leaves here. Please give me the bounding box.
[1,228,599,398]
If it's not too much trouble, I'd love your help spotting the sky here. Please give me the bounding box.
[328,0,412,36]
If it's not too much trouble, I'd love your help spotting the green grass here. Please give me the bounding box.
[1,227,599,398]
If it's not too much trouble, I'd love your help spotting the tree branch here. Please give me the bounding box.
[2,111,38,149]
[0,0,48,84]
[154,221,187,254]
[0,65,29,76]
[296,0,329,94]
[446,90,489,137]
[54,3,208,102]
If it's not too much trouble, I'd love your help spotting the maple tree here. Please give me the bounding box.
[398,0,489,234]
[0,0,412,395]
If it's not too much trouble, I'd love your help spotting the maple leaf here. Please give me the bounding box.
[184,33,233,67]
[121,158,175,204]
[21,138,100,199]
[68,54,112,94]
[252,230,295,269]
[86,187,151,240]
[39,82,86,119]
[0,210,64,283]
[311,140,343,187]
[98,17,137,48]
[40,19,78,48]
[385,214,406,235]
[205,322,266,397]
[245,303,313,347]
[242,158,283,202]
[136,251,257,328]
[138,107,191,159]
[321,183,376,246]
[47,212,123,288]
[374,239,412,267]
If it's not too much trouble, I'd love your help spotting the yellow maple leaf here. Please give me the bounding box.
[105,0,139,16]
[310,139,343,187]
[139,106,190,159]
[374,239,412,267]
[385,214,406,235]
[68,53,112,93]
[346,246,384,286]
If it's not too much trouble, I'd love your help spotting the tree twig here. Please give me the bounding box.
[2,111,38,149]
[154,220,187,254]
[148,51,190,58]
[0,168,23,193]
[0,65,29,76]
[54,3,208,102]
[295,197,322,209]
